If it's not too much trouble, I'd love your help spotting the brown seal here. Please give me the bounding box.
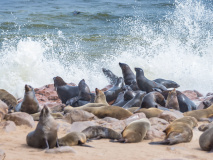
[183,104,213,122]
[117,118,150,143]
[132,108,163,118]
[94,88,108,105]
[119,62,136,86]
[58,132,86,146]
[135,67,167,93]
[0,89,17,110]
[80,105,133,120]
[102,68,119,85]
[199,127,213,151]
[15,85,40,114]
[26,105,59,149]
[165,88,179,110]
[31,112,63,121]
[53,76,79,104]
[150,116,197,145]
[82,126,122,140]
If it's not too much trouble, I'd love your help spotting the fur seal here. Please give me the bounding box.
[162,90,196,112]
[80,105,133,120]
[183,104,213,122]
[119,62,136,85]
[122,91,146,109]
[133,108,163,118]
[129,80,140,91]
[104,77,125,102]
[15,85,40,114]
[66,79,91,107]
[153,78,180,88]
[31,112,63,121]
[94,88,108,105]
[118,118,150,143]
[53,76,79,104]
[199,127,213,151]
[102,68,119,85]
[165,88,179,110]
[58,132,87,146]
[26,105,59,149]
[0,89,18,110]
[82,126,122,140]
[113,90,136,107]
[135,67,167,93]
[150,116,197,145]
[134,92,166,113]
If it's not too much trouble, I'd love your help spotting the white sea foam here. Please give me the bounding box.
[0,0,212,98]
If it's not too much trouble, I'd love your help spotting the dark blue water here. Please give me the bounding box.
[0,0,213,97]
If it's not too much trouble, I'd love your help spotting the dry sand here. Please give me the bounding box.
[0,121,212,160]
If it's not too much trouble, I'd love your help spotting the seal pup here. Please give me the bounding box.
[15,85,40,114]
[82,126,122,140]
[162,90,196,112]
[53,76,79,104]
[119,62,136,85]
[58,132,88,146]
[94,88,108,105]
[104,77,125,102]
[0,89,18,111]
[102,68,119,85]
[153,78,180,88]
[66,79,91,107]
[199,127,213,152]
[26,105,59,149]
[150,116,197,145]
[183,104,213,122]
[122,91,146,109]
[135,67,167,93]
[165,88,179,110]
[117,118,150,143]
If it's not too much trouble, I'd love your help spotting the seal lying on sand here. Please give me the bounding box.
[117,118,150,143]
[58,132,87,146]
[199,127,213,152]
[150,116,197,145]
[26,105,59,149]
[53,76,79,104]
[15,85,40,114]
[82,126,122,140]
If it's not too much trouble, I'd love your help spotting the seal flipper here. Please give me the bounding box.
[78,140,93,148]
[149,139,170,145]
[45,139,49,149]
[56,138,59,148]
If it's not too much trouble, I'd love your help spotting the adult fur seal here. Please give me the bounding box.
[132,108,163,118]
[26,105,59,149]
[58,132,87,146]
[183,104,213,122]
[119,62,136,85]
[53,76,79,104]
[134,91,166,113]
[118,118,150,143]
[79,105,133,120]
[165,88,179,110]
[199,127,213,152]
[113,90,136,107]
[102,68,119,85]
[104,77,125,102]
[153,78,180,89]
[82,126,122,140]
[66,79,91,107]
[0,89,18,110]
[122,91,146,109]
[135,67,167,93]
[15,85,40,114]
[150,116,197,145]
[162,90,196,112]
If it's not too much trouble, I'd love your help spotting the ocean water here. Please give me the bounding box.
[0,0,213,98]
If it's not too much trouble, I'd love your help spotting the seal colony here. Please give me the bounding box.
[1,62,213,159]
